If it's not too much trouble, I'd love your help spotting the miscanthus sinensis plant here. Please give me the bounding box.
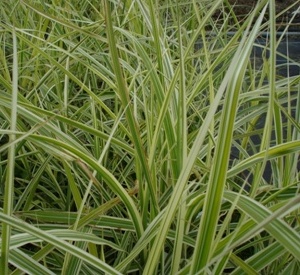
[0,0,300,274]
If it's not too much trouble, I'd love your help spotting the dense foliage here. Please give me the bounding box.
[0,0,300,274]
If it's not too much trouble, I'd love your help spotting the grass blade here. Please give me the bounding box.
[1,28,18,274]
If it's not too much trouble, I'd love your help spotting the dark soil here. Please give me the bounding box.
[226,0,300,30]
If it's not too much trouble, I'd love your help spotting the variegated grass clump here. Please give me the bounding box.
[0,0,300,274]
